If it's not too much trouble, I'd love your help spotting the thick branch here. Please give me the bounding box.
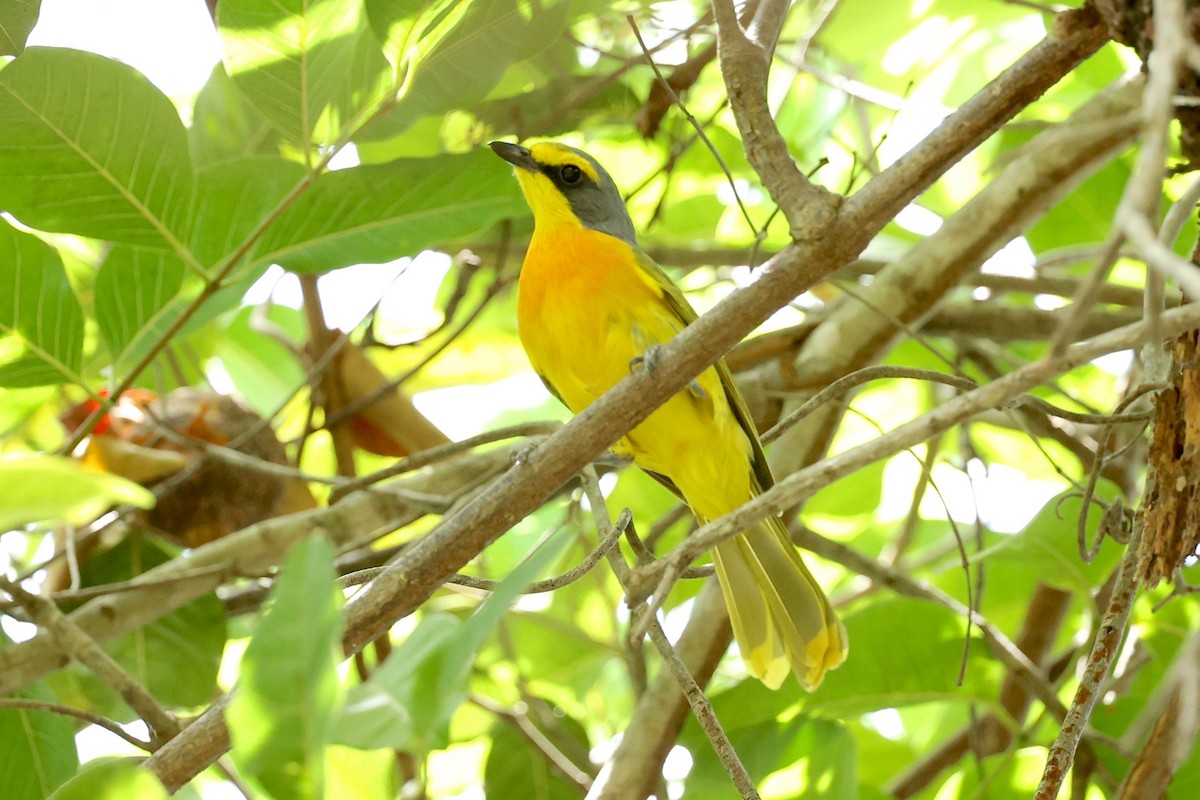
[342,10,1118,656]
[841,5,1110,232]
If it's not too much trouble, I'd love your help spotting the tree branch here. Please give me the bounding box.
[634,301,1200,601]
[0,449,510,698]
[1035,522,1143,799]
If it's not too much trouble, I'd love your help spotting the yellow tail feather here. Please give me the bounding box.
[713,517,847,690]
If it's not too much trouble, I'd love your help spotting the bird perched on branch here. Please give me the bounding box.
[490,139,846,689]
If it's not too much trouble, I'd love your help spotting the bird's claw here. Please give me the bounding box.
[629,344,666,374]
[630,345,707,399]
[509,441,538,466]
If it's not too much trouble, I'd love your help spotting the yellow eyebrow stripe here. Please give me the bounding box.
[528,142,601,183]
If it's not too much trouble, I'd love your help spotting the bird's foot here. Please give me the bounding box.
[509,441,539,466]
[630,345,707,399]
[629,344,666,374]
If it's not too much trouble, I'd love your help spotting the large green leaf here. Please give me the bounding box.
[329,613,454,751]
[190,156,307,270]
[0,672,79,800]
[0,0,39,56]
[215,304,306,417]
[228,536,342,800]
[0,456,154,531]
[75,535,226,717]
[255,149,523,272]
[218,0,391,146]
[0,353,67,388]
[364,0,573,138]
[683,716,857,800]
[111,276,256,382]
[0,48,195,254]
[0,222,85,387]
[978,488,1126,598]
[364,0,441,69]
[332,529,571,752]
[806,597,999,717]
[47,758,167,800]
[189,63,282,168]
[93,246,186,366]
[482,712,589,800]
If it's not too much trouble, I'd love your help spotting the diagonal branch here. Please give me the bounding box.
[341,9,1117,657]
[636,301,1200,596]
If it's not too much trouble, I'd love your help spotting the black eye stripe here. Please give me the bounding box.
[560,164,583,184]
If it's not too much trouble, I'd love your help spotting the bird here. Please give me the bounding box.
[489,139,847,690]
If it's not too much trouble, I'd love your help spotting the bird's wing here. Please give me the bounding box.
[632,249,776,493]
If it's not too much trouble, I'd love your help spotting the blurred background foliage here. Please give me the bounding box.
[1,0,1197,798]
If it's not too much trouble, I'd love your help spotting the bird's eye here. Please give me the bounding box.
[560,164,583,185]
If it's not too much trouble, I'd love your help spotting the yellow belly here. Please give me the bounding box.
[517,224,754,521]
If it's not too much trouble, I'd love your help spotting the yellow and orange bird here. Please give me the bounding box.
[490,140,846,689]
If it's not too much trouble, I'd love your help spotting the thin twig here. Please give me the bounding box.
[644,619,760,799]
[0,563,231,610]
[1035,522,1143,799]
[1076,383,1164,561]
[762,365,1150,446]
[0,576,180,748]
[329,421,561,502]
[0,697,153,751]
[472,695,594,792]
[791,528,1069,722]
[578,467,760,800]
[1116,0,1200,299]
[626,14,759,236]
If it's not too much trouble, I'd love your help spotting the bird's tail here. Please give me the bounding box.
[712,516,847,690]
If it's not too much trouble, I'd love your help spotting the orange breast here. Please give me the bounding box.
[516,222,755,517]
[517,224,661,414]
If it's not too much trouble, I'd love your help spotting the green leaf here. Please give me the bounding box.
[1024,145,1132,252]
[0,455,154,530]
[215,305,306,417]
[256,149,523,273]
[482,712,589,800]
[73,535,227,717]
[683,716,857,799]
[0,48,195,253]
[325,745,396,800]
[329,614,453,750]
[0,222,85,386]
[218,0,391,146]
[0,353,74,387]
[190,156,307,270]
[363,0,439,69]
[229,536,342,800]
[332,529,571,752]
[189,63,281,168]
[807,597,998,717]
[47,758,167,800]
[366,0,572,137]
[805,457,886,519]
[0,0,39,57]
[413,528,572,739]
[94,247,185,365]
[979,488,1126,596]
[112,276,256,381]
[0,680,79,800]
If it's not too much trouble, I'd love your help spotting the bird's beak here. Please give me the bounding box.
[489,140,538,173]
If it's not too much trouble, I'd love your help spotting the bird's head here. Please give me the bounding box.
[489,140,637,245]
